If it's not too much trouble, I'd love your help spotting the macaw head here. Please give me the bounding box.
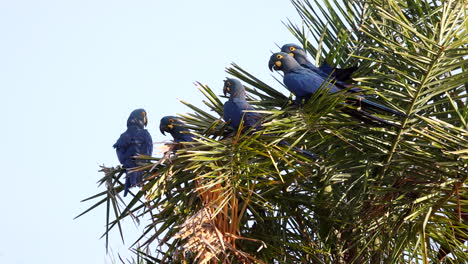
[160,116,193,142]
[223,78,246,98]
[159,116,178,135]
[160,116,182,135]
[280,43,309,65]
[127,108,148,129]
[268,52,300,73]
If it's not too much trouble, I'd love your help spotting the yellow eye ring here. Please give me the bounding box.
[276,54,283,59]
[168,119,174,123]
[289,46,296,51]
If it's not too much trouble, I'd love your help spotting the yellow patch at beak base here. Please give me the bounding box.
[288,52,294,57]
[168,124,174,129]
[275,61,282,68]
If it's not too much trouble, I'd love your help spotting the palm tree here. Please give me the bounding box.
[77,0,467,263]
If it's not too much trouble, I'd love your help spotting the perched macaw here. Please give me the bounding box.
[223,78,316,159]
[113,109,153,196]
[268,52,406,125]
[223,78,262,131]
[280,43,358,85]
[160,116,194,143]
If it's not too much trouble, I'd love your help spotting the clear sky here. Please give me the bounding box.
[0,0,303,263]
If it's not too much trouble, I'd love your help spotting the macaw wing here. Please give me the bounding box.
[241,103,262,129]
[331,67,358,83]
[319,63,357,82]
[128,129,153,157]
[223,100,243,129]
[243,111,261,129]
[234,99,262,129]
[113,131,134,166]
[285,69,341,98]
[175,133,194,143]
[113,128,152,168]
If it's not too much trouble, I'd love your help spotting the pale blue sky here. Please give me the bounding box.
[0,0,303,263]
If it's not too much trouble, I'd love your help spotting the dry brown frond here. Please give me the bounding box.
[174,207,226,264]
[174,206,266,264]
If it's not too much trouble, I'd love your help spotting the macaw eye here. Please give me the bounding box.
[169,119,174,123]
[142,111,146,117]
[277,54,283,59]
[289,46,296,51]
[225,81,231,87]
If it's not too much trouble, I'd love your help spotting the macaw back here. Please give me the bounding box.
[288,50,361,93]
[114,127,153,163]
[284,67,341,99]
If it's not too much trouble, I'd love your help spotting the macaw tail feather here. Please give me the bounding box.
[279,140,318,159]
[293,147,318,159]
[123,171,143,197]
[343,108,401,128]
[360,98,407,117]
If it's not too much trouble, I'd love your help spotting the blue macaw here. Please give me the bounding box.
[223,78,316,159]
[223,78,262,131]
[268,52,406,125]
[160,116,194,143]
[281,43,362,93]
[113,109,153,196]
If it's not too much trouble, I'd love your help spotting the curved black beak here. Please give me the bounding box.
[159,123,166,135]
[141,111,148,127]
[223,80,230,96]
[268,56,276,72]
